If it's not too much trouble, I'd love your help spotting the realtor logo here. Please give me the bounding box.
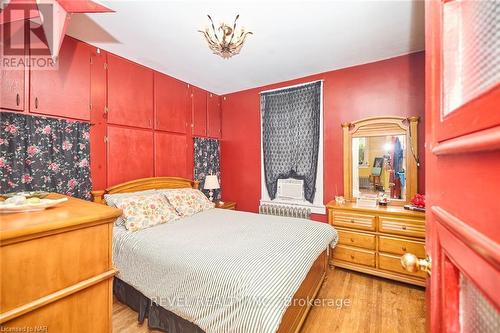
[1,1,59,70]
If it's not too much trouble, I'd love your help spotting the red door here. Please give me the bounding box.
[107,54,154,128]
[89,48,107,190]
[30,37,92,120]
[154,73,188,133]
[207,93,221,138]
[154,132,188,178]
[191,86,207,136]
[425,1,500,332]
[107,125,154,186]
[0,20,27,112]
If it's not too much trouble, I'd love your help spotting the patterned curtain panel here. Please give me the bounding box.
[0,112,92,199]
[194,137,221,200]
[261,81,321,203]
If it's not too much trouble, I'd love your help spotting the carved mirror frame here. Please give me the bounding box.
[342,116,419,204]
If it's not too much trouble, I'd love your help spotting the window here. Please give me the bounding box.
[259,81,324,213]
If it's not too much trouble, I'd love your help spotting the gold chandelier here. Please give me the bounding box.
[199,14,252,59]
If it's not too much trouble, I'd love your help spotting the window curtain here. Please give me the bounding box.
[0,112,92,199]
[193,137,221,200]
[261,81,321,203]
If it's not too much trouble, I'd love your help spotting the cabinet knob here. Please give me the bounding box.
[402,225,407,230]
[350,238,355,243]
[16,93,20,106]
[401,246,407,251]
[350,255,355,260]
[350,219,355,223]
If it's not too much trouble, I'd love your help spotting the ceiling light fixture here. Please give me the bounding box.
[199,14,252,59]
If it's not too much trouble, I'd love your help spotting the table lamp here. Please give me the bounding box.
[204,175,220,202]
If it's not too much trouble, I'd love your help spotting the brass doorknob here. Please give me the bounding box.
[401,253,432,275]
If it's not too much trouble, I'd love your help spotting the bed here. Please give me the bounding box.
[92,177,338,333]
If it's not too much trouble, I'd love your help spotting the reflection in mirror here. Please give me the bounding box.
[352,135,406,200]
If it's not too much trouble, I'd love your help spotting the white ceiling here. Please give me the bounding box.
[67,0,425,95]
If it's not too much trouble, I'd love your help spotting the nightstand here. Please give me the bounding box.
[215,201,236,210]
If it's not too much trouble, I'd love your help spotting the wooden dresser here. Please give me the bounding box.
[327,201,426,286]
[0,194,122,332]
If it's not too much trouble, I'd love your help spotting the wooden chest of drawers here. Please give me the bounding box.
[327,201,426,286]
[0,194,122,332]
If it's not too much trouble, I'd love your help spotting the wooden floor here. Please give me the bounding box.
[113,268,426,333]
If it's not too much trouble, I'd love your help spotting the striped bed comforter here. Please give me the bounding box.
[113,208,338,333]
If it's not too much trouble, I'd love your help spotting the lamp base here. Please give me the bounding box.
[209,190,214,202]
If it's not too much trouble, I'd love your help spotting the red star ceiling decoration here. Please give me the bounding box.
[1,0,113,59]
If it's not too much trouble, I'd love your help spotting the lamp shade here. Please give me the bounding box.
[204,175,220,190]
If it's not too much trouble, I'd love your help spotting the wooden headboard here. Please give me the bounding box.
[91,177,199,204]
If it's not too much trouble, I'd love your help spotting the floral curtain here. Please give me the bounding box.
[193,137,221,200]
[0,112,92,199]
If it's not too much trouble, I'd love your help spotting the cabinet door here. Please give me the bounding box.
[154,73,188,133]
[89,50,108,190]
[30,37,91,120]
[1,61,25,112]
[207,93,221,138]
[107,54,153,128]
[191,86,207,136]
[1,20,26,111]
[107,126,154,186]
[154,132,188,178]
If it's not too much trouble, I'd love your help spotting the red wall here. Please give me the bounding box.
[220,52,425,221]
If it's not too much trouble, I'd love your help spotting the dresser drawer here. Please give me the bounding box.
[3,279,112,330]
[333,245,376,267]
[379,236,426,257]
[0,224,111,312]
[331,211,376,231]
[337,230,375,250]
[378,216,425,238]
[378,253,427,279]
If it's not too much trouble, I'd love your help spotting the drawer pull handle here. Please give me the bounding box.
[350,255,355,259]
[35,97,39,109]
[350,238,355,242]
[350,220,355,223]
[402,246,407,251]
[16,93,20,106]
[402,225,407,230]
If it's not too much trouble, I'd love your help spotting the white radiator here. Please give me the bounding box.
[259,204,311,219]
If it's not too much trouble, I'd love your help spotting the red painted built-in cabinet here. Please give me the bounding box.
[155,132,188,178]
[154,73,189,133]
[30,37,92,120]
[0,20,27,112]
[191,86,208,137]
[107,125,154,186]
[107,54,154,128]
[0,57,26,112]
[89,48,108,191]
[207,93,221,138]
[0,35,222,189]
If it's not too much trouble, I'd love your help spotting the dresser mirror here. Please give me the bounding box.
[342,116,419,204]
